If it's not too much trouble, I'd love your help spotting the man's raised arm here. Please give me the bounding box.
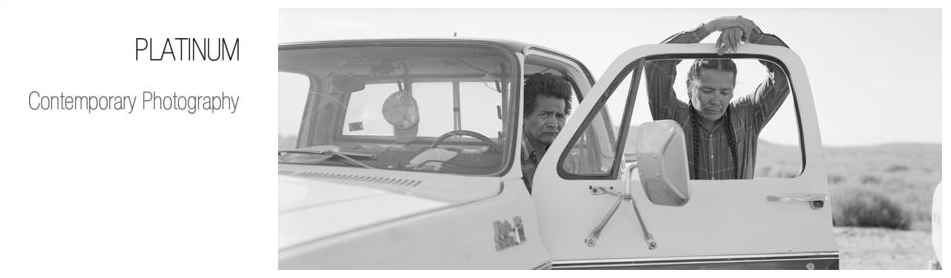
[737,31,792,132]
[646,16,761,121]
[644,24,712,122]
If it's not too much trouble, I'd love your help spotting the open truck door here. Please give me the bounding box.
[532,43,839,269]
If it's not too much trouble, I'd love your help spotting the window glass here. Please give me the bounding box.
[754,90,801,179]
[341,82,503,138]
[628,57,802,180]
[459,82,504,139]
[342,83,405,136]
[278,72,310,150]
[559,66,633,177]
[523,63,581,123]
[277,45,514,176]
[523,55,594,181]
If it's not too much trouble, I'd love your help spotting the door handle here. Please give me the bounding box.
[766,194,828,210]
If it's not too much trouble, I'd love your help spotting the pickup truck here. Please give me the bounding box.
[277,38,839,269]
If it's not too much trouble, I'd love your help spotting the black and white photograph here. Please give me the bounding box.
[278,8,942,270]
[1,2,947,277]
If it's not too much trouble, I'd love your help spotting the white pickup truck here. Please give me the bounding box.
[277,38,838,269]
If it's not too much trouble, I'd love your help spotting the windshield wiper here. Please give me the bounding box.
[278,150,375,169]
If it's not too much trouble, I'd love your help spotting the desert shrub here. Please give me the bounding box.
[832,187,912,230]
[860,175,881,185]
[885,164,909,173]
[827,174,845,184]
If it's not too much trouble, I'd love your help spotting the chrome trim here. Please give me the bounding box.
[585,185,656,249]
[585,193,624,247]
[533,261,553,270]
[766,194,828,210]
[553,252,839,269]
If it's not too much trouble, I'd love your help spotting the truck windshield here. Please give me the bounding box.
[278,44,516,175]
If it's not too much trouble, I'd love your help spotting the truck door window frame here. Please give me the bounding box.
[560,53,807,182]
[556,61,642,180]
[643,53,807,176]
[523,50,607,175]
[534,44,835,267]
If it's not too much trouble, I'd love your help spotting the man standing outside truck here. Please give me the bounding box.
[645,15,791,180]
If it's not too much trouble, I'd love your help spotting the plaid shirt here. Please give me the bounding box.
[521,130,544,192]
[645,25,791,180]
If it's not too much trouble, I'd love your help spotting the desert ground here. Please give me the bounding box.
[757,142,941,270]
[835,227,935,270]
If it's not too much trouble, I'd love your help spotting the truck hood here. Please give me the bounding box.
[278,167,501,250]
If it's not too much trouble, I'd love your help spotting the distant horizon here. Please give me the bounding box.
[779,140,941,149]
[617,124,942,148]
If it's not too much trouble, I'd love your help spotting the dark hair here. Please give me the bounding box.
[686,59,739,179]
[688,103,739,180]
[523,72,572,116]
[686,59,738,87]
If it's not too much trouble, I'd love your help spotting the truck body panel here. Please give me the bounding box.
[277,39,838,269]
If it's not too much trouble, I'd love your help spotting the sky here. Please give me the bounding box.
[279,9,941,147]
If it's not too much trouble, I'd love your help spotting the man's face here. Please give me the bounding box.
[523,94,567,146]
[688,69,735,122]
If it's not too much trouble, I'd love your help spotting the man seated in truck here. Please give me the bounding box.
[522,72,573,191]
[645,15,790,180]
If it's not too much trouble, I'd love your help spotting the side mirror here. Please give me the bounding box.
[630,120,690,206]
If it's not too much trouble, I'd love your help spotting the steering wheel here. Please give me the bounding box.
[430,130,501,153]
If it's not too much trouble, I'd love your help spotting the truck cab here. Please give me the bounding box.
[277,39,838,269]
